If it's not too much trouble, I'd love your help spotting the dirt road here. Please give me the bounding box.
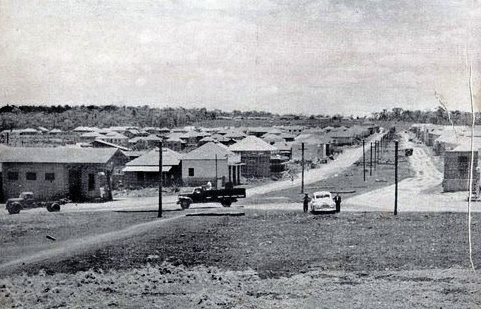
[344,132,481,212]
[247,132,385,196]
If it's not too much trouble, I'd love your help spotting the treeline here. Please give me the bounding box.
[370,107,477,125]
[0,105,278,131]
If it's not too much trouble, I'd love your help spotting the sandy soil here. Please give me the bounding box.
[10,211,481,276]
[1,265,480,309]
[2,210,481,308]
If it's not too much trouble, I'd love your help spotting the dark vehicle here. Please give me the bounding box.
[177,185,246,209]
[5,192,69,215]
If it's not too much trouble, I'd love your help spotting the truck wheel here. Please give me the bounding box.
[7,202,21,215]
[47,203,61,212]
[180,200,191,210]
[221,199,232,207]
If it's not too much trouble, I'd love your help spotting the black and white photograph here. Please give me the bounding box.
[1,0,481,308]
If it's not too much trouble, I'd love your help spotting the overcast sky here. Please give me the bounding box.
[0,0,480,115]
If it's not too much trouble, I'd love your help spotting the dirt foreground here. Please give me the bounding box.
[2,210,481,308]
[1,264,480,309]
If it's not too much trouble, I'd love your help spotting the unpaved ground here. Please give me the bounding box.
[11,211,481,276]
[1,265,480,309]
[2,210,481,308]
[0,211,164,266]
[344,132,477,212]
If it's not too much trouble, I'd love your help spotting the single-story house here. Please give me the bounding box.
[122,148,182,188]
[442,145,479,192]
[0,147,128,202]
[182,142,243,187]
[292,134,330,162]
[164,133,186,152]
[229,136,277,178]
[328,128,357,146]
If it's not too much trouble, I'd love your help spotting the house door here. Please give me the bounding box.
[68,169,82,202]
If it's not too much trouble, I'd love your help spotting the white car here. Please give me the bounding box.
[310,191,336,213]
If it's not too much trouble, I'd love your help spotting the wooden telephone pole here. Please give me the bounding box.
[370,142,373,176]
[158,142,163,218]
[363,140,366,181]
[394,140,399,215]
[301,143,305,193]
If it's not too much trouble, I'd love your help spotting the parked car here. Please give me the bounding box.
[310,191,336,214]
[5,192,69,215]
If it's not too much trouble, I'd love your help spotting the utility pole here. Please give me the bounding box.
[370,142,373,176]
[394,140,398,215]
[374,141,377,170]
[378,140,380,162]
[215,154,218,189]
[363,140,366,181]
[301,142,305,193]
[158,142,163,218]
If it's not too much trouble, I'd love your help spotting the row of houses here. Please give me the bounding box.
[0,123,379,202]
[0,123,379,151]
[410,124,481,192]
[0,136,284,202]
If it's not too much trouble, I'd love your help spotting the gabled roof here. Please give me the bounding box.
[229,136,277,152]
[126,148,181,167]
[183,142,235,160]
[0,147,121,164]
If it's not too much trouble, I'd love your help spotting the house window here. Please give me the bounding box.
[88,174,95,191]
[188,168,195,177]
[7,172,18,181]
[26,172,37,181]
[45,173,55,181]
